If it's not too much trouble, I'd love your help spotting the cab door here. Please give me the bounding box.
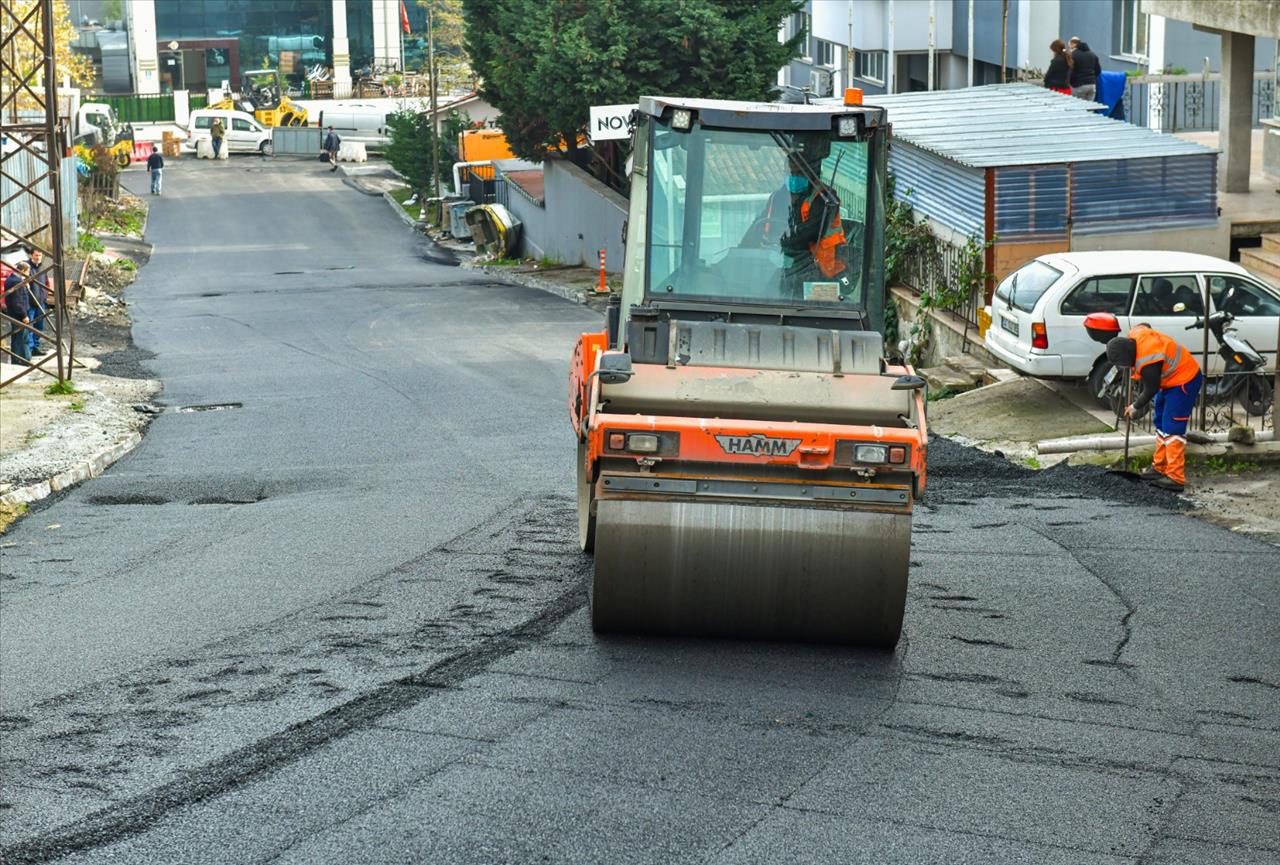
[1129,273,1218,373]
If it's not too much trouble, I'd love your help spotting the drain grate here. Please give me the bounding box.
[175,402,242,413]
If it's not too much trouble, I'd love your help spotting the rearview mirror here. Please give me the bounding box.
[890,375,927,391]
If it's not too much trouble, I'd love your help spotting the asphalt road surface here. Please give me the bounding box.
[2,158,1277,865]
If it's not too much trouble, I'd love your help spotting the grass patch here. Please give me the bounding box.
[114,257,138,272]
[1191,455,1261,475]
[76,232,105,254]
[0,501,28,533]
[44,380,77,396]
[537,255,562,268]
[1023,456,1041,469]
[927,387,955,402]
[68,401,85,412]
[86,197,147,236]
[485,257,525,267]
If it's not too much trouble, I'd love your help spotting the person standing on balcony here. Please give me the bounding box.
[1045,40,1073,94]
[1068,36,1102,101]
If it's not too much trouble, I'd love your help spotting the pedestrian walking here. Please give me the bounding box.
[323,125,341,172]
[4,260,32,366]
[211,118,226,158]
[1044,39,1072,94]
[26,248,48,356]
[147,148,165,194]
[1067,36,1102,101]
[1106,324,1204,491]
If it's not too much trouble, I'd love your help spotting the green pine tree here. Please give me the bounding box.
[464,0,803,163]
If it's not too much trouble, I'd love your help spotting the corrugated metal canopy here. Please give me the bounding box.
[822,84,1217,168]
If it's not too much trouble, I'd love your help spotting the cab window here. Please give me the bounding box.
[232,118,255,132]
[1059,275,1134,315]
[1131,274,1201,317]
[194,116,212,130]
[1207,275,1280,317]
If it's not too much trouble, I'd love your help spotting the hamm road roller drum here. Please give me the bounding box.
[591,497,911,647]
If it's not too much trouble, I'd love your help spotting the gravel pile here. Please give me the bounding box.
[927,434,1186,509]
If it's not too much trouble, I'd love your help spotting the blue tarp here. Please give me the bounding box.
[1096,71,1127,121]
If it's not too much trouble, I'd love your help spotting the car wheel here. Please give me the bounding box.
[259,140,273,156]
[1087,360,1124,414]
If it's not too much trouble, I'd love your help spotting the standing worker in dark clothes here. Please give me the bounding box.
[1044,39,1072,94]
[147,148,164,195]
[26,248,48,356]
[4,260,32,366]
[323,126,341,172]
[1068,36,1103,101]
[1106,324,1204,492]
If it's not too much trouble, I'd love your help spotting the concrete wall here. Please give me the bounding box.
[1069,220,1230,259]
[1144,0,1280,40]
[509,159,627,270]
[1163,19,1276,72]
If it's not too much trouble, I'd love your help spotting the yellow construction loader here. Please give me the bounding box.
[210,69,307,127]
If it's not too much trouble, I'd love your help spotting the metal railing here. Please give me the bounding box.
[900,233,985,329]
[1121,71,1275,133]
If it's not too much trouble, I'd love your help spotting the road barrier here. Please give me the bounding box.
[271,126,322,156]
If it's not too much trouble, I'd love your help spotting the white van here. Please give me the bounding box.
[317,105,390,148]
[186,109,273,155]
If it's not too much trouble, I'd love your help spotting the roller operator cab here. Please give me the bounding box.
[569,97,929,649]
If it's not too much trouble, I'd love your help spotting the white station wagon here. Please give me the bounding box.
[984,250,1279,401]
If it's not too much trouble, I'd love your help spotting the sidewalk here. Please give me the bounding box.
[0,236,160,530]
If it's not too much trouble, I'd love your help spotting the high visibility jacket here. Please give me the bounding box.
[799,191,847,279]
[1129,325,1200,388]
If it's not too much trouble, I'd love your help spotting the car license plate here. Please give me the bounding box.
[1000,315,1019,336]
[1103,366,1118,386]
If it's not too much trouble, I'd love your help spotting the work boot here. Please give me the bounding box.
[1150,476,1184,493]
[1140,465,1163,479]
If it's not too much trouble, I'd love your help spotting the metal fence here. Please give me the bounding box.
[90,93,176,123]
[1122,71,1275,133]
[1,144,79,248]
[900,231,985,332]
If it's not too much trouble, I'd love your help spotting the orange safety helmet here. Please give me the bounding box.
[1083,312,1121,345]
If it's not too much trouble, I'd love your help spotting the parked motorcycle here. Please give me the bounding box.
[1180,292,1273,417]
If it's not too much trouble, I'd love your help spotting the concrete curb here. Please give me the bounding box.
[0,431,143,509]
[382,191,425,231]
[464,262,593,305]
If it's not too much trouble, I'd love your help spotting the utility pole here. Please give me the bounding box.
[428,2,440,226]
[927,0,935,91]
[1000,0,1009,83]
[968,0,974,87]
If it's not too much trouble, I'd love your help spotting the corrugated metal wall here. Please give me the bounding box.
[887,141,984,237]
[1,146,79,248]
[1070,153,1218,235]
[993,165,1069,241]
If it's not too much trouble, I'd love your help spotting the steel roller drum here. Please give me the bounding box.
[591,498,910,648]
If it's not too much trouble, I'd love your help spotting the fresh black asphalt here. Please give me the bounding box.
[0,158,1276,864]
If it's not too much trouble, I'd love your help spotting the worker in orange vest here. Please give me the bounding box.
[1106,324,1203,491]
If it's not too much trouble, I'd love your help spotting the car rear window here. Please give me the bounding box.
[194,116,212,129]
[994,260,1064,313]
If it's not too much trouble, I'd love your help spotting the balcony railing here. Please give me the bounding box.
[1121,71,1275,133]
